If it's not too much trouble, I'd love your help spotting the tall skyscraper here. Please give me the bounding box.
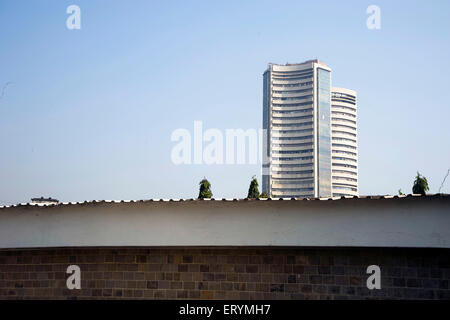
[331,88,358,197]
[262,60,358,198]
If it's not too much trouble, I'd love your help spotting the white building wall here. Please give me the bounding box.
[0,196,449,249]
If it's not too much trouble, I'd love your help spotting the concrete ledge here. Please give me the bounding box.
[0,196,449,249]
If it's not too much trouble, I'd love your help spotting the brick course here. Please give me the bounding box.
[0,247,449,300]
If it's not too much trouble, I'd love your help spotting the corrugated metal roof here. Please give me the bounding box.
[0,194,448,210]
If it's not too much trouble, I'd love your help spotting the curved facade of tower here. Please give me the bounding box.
[262,60,332,198]
[331,87,358,196]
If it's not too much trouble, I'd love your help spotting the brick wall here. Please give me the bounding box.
[0,247,449,300]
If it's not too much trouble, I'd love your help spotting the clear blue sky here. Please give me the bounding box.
[1,0,449,205]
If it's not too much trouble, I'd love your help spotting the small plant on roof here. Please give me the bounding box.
[198,178,213,199]
[412,172,429,195]
[247,176,260,199]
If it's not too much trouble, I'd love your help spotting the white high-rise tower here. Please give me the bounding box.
[331,87,358,196]
[262,60,358,198]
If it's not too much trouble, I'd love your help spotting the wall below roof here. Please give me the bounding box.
[0,247,449,300]
[0,196,449,249]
